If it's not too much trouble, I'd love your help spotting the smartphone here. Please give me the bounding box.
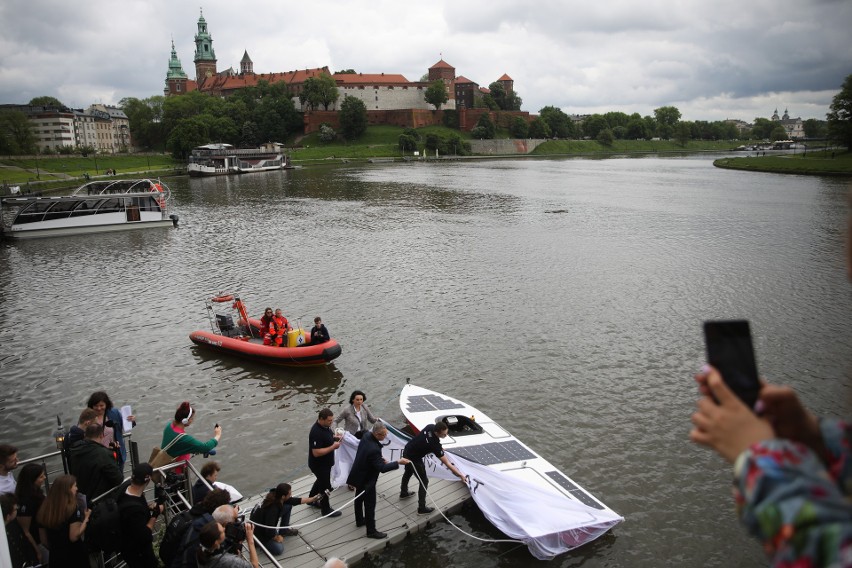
[702,319,761,409]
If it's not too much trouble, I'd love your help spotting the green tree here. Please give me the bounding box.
[539,106,576,138]
[0,110,36,154]
[474,113,496,139]
[625,118,649,140]
[770,125,788,141]
[166,117,208,159]
[827,73,852,150]
[120,96,166,150]
[528,117,551,139]
[298,74,339,111]
[424,80,449,110]
[240,120,260,147]
[582,114,608,139]
[674,121,691,146]
[802,118,827,139]
[509,116,529,138]
[750,117,776,140]
[597,128,615,146]
[29,96,64,108]
[335,69,356,74]
[398,133,417,152]
[442,109,458,129]
[604,111,630,130]
[339,96,367,140]
[318,124,337,143]
[653,106,681,131]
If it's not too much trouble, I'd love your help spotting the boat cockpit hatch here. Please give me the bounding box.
[437,415,484,436]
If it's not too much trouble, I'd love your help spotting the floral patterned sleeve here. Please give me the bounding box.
[732,420,852,566]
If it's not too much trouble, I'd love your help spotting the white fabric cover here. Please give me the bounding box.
[331,422,622,560]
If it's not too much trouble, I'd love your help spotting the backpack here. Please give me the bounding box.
[159,509,194,566]
[86,497,122,553]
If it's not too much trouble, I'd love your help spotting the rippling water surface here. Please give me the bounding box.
[1,155,850,567]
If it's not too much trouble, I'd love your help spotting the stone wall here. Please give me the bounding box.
[304,109,448,134]
[468,139,547,155]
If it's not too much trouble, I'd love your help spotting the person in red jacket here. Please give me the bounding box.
[269,309,290,347]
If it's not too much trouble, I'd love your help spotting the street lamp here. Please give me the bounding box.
[52,415,68,473]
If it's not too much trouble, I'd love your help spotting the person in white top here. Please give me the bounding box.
[0,444,19,495]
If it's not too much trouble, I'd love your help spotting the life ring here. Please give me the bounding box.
[211,294,235,303]
[150,183,166,210]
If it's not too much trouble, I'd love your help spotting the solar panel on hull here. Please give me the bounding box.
[545,471,604,509]
[406,394,465,413]
[447,440,536,466]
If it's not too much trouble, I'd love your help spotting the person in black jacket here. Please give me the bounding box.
[117,463,163,568]
[399,421,468,514]
[68,423,123,506]
[250,483,320,555]
[308,408,342,517]
[346,422,409,539]
[63,408,98,469]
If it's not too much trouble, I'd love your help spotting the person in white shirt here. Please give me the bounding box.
[0,444,19,495]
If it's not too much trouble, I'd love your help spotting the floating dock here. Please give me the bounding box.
[246,467,471,567]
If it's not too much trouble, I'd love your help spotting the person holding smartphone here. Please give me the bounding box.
[690,191,852,567]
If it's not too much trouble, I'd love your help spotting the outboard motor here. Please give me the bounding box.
[169,214,179,228]
[216,314,235,335]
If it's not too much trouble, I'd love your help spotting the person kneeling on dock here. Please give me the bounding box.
[249,483,320,555]
[346,422,410,539]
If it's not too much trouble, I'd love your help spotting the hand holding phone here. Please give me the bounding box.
[702,319,761,410]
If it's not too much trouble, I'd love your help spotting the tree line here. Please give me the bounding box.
[1,73,851,156]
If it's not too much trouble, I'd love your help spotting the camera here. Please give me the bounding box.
[154,485,168,506]
[224,515,247,542]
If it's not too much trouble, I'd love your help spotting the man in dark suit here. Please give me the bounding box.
[346,422,410,539]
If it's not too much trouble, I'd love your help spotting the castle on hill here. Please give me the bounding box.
[165,9,517,128]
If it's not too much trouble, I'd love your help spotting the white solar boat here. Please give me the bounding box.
[399,383,622,559]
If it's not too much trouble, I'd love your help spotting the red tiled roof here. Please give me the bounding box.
[200,67,331,92]
[429,59,454,70]
[454,75,477,85]
[334,73,411,85]
[497,73,513,81]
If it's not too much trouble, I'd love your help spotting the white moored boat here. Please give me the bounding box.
[0,178,178,239]
[399,383,623,559]
[187,143,291,176]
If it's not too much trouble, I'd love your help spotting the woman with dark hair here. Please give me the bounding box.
[87,390,135,469]
[249,483,319,555]
[14,463,46,565]
[36,474,90,568]
[161,402,221,474]
[260,308,274,345]
[334,390,378,437]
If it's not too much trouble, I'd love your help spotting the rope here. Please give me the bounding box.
[408,458,524,546]
[247,490,366,531]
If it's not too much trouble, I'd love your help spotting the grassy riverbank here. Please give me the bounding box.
[0,154,181,190]
[713,150,852,176]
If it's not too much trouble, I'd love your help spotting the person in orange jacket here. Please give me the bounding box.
[269,309,290,347]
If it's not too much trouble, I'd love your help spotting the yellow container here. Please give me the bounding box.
[286,329,306,347]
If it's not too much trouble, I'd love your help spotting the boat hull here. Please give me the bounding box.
[189,329,341,366]
[2,218,174,239]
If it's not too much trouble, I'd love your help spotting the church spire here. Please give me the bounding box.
[194,7,217,82]
[240,50,254,75]
[164,39,188,96]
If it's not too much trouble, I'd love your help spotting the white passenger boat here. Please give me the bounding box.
[187,143,291,176]
[399,383,623,559]
[0,178,178,239]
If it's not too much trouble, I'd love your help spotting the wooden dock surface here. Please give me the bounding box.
[246,467,471,567]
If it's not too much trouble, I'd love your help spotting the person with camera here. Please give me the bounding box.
[194,519,258,568]
[117,463,163,568]
[250,483,320,554]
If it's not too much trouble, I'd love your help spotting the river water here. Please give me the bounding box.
[1,155,850,567]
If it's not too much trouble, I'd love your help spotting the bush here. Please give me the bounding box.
[442,109,459,129]
[318,124,337,143]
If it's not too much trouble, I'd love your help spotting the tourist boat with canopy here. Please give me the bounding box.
[189,293,342,366]
[0,178,178,239]
[187,143,292,176]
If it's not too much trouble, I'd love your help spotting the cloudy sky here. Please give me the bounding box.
[1,0,849,122]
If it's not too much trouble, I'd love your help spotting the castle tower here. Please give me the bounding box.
[782,108,790,120]
[496,73,514,95]
[193,9,217,84]
[240,50,254,75]
[164,40,188,96]
[771,108,780,121]
[428,59,455,83]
